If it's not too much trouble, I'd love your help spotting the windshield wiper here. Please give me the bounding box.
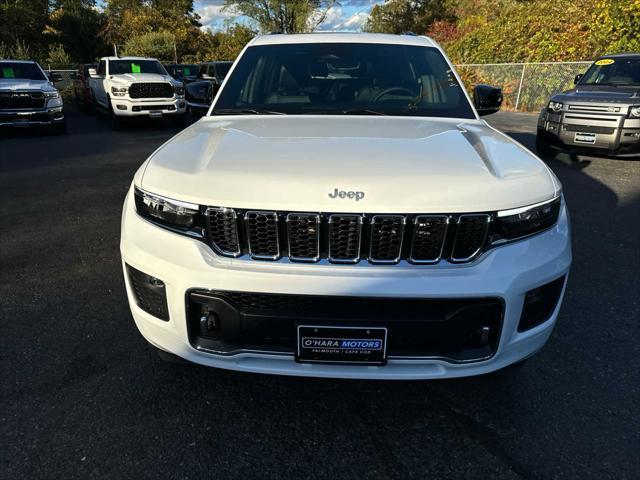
[211,108,286,115]
[302,108,388,116]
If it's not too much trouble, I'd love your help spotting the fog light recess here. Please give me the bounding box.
[126,264,170,321]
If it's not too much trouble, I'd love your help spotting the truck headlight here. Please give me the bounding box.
[548,101,563,113]
[492,196,561,242]
[134,187,199,229]
[111,86,128,97]
[44,91,59,100]
[173,84,185,96]
[629,106,640,118]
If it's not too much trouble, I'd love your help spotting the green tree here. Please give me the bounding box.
[223,0,337,33]
[45,43,71,66]
[49,0,109,62]
[122,31,177,61]
[364,0,453,34]
[0,0,50,55]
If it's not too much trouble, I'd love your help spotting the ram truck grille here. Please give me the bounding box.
[128,83,174,99]
[205,209,491,265]
[0,91,45,110]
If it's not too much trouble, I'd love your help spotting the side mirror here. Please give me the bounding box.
[48,72,63,83]
[201,74,214,81]
[574,74,583,85]
[473,84,502,116]
[88,68,98,77]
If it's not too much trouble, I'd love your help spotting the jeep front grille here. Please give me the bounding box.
[0,91,45,110]
[205,209,492,265]
[128,83,174,99]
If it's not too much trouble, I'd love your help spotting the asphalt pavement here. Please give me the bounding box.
[1,111,639,479]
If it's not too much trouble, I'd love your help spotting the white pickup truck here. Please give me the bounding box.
[89,56,186,129]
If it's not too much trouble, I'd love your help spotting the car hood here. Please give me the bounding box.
[110,73,176,85]
[140,116,560,213]
[552,85,640,105]
[0,79,55,92]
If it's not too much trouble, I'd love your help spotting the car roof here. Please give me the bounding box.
[101,56,158,61]
[249,32,436,48]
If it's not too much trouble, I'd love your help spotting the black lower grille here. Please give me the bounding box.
[127,265,169,320]
[205,209,492,265]
[564,124,616,135]
[0,91,45,110]
[128,82,174,99]
[187,291,504,361]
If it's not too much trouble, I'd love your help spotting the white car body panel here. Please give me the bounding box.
[141,116,560,213]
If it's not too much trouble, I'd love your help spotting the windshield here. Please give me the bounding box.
[0,62,46,81]
[213,43,474,118]
[580,57,640,86]
[109,60,167,75]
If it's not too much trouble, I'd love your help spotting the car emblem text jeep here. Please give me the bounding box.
[328,188,365,201]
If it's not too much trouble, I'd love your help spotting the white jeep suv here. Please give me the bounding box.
[89,56,186,128]
[121,34,572,379]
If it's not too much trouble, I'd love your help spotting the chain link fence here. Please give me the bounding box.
[455,61,592,113]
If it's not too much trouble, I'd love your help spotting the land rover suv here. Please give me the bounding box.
[537,53,640,158]
[121,33,571,379]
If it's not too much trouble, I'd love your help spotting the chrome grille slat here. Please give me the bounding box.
[245,211,280,260]
[410,215,449,264]
[451,214,491,262]
[328,214,363,263]
[369,215,406,264]
[287,213,320,262]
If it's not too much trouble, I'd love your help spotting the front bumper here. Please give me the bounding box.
[109,97,186,117]
[0,107,64,127]
[120,187,572,379]
[538,108,640,157]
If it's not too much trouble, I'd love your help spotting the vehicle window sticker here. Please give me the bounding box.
[183,67,190,75]
[595,59,615,66]
[2,67,15,78]
[131,63,141,73]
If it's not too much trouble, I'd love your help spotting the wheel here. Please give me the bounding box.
[108,97,125,130]
[171,113,186,127]
[536,130,555,158]
[52,120,66,135]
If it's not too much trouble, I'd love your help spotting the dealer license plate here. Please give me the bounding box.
[149,111,163,118]
[296,325,387,365]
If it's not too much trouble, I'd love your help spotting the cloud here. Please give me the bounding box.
[196,0,383,32]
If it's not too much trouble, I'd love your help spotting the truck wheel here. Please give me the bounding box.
[536,131,555,158]
[108,99,125,130]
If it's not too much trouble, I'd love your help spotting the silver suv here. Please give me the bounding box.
[537,53,640,158]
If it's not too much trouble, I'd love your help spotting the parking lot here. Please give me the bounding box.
[1,111,638,479]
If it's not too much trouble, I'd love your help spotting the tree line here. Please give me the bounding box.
[0,0,638,66]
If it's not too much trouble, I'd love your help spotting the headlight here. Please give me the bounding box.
[491,196,561,243]
[629,106,640,118]
[44,91,59,99]
[173,84,185,96]
[548,101,563,113]
[134,187,200,230]
[111,86,128,97]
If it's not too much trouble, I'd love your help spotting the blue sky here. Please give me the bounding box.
[196,1,385,32]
